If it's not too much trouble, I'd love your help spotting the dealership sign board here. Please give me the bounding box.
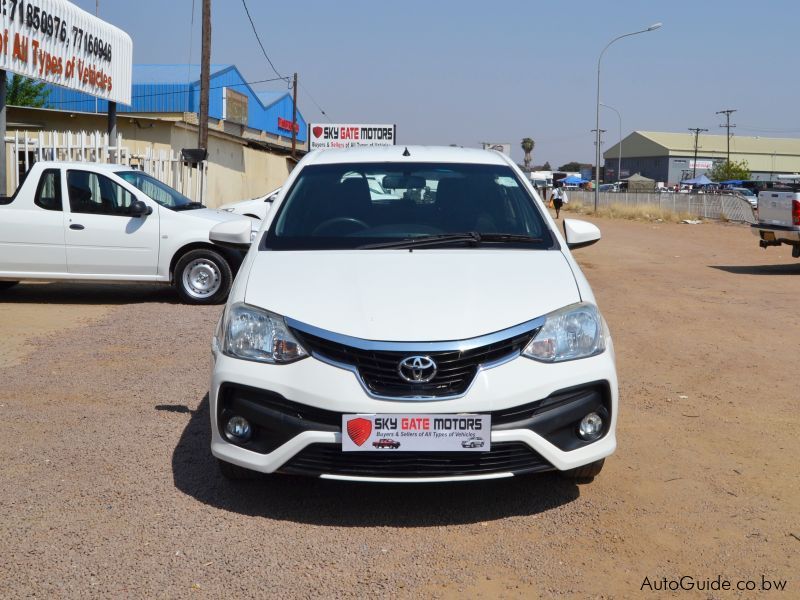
[689,159,713,171]
[308,123,396,150]
[0,0,132,104]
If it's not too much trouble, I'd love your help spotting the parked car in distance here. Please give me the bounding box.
[0,161,258,304]
[210,145,618,484]
[372,438,401,449]
[752,185,800,258]
[220,187,281,220]
[728,187,757,208]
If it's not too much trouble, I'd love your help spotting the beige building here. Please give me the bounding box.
[603,131,800,184]
[4,105,305,207]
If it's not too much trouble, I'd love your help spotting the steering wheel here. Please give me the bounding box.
[312,217,369,236]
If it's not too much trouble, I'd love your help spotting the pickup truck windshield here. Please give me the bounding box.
[117,171,201,210]
[264,162,552,250]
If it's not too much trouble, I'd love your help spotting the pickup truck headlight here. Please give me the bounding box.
[221,303,307,364]
[523,303,606,362]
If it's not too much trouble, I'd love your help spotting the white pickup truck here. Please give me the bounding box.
[0,161,257,303]
[752,187,800,258]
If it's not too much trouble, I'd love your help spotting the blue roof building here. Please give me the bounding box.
[44,64,307,143]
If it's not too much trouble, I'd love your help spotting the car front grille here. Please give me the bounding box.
[279,442,553,478]
[291,328,537,399]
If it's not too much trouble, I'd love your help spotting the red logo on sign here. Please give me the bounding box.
[346,417,372,446]
[312,126,324,138]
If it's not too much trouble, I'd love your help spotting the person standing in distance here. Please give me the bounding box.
[551,185,564,219]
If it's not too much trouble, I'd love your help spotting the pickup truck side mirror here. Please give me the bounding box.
[130,199,153,218]
[563,218,601,250]
[210,219,253,249]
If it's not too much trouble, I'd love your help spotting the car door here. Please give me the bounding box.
[0,167,68,276]
[64,170,159,277]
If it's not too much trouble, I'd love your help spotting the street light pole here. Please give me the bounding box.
[594,22,661,211]
[600,103,622,183]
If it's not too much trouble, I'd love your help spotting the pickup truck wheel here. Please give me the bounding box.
[174,249,232,305]
[217,459,259,480]
[0,281,19,291]
[561,459,605,484]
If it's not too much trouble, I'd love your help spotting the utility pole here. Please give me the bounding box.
[688,128,708,178]
[198,0,211,152]
[291,72,298,158]
[716,109,737,163]
[591,129,606,184]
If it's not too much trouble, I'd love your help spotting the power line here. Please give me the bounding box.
[46,77,291,105]
[299,81,330,122]
[241,0,288,82]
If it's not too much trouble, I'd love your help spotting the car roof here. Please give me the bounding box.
[33,161,131,172]
[305,145,512,166]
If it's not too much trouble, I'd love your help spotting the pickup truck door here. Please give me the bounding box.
[0,167,68,276]
[64,169,160,277]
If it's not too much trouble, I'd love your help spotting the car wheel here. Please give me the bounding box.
[217,459,259,480]
[561,459,605,484]
[174,249,233,305]
[0,281,19,291]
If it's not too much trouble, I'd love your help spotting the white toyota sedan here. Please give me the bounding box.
[210,146,617,483]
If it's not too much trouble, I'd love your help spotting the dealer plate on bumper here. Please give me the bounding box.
[342,414,491,452]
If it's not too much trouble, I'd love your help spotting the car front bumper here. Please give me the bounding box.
[209,344,618,482]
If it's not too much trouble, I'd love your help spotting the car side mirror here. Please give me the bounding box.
[130,199,152,217]
[563,218,601,250]
[210,219,253,249]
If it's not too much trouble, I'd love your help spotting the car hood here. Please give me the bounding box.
[182,207,254,224]
[243,250,580,341]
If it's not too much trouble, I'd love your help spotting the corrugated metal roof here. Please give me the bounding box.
[132,64,233,84]
[255,90,290,108]
[606,131,800,158]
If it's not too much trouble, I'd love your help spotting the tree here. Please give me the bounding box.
[708,159,750,182]
[543,161,551,171]
[6,74,50,107]
[520,138,535,170]
[558,161,582,172]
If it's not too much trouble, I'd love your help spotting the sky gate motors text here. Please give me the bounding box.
[321,126,394,141]
[374,417,483,431]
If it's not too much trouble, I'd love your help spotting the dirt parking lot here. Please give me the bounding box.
[1,217,798,598]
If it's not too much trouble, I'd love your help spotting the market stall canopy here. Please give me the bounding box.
[681,174,713,185]
[558,175,589,184]
[719,179,743,185]
[624,172,656,192]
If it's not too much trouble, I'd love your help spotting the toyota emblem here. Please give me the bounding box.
[398,355,438,383]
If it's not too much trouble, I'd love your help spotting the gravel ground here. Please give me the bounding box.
[1,217,798,598]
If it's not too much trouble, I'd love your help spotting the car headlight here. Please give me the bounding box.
[221,303,307,364]
[523,302,606,362]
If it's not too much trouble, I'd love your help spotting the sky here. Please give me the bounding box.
[73,0,800,167]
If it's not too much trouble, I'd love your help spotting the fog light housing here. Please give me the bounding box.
[577,412,604,441]
[224,415,252,442]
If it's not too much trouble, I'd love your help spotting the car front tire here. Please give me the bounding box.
[217,459,259,480]
[561,459,605,484]
[174,249,233,305]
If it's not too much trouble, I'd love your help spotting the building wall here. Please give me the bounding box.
[4,107,292,205]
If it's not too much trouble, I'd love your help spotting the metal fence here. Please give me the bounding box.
[5,130,208,204]
[567,190,757,224]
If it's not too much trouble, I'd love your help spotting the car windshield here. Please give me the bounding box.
[264,162,552,250]
[117,171,200,210]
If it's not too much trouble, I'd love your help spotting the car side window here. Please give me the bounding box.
[67,170,135,216]
[34,169,63,211]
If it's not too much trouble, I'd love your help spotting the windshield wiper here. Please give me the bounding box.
[359,232,481,249]
[358,232,543,250]
[172,202,206,211]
